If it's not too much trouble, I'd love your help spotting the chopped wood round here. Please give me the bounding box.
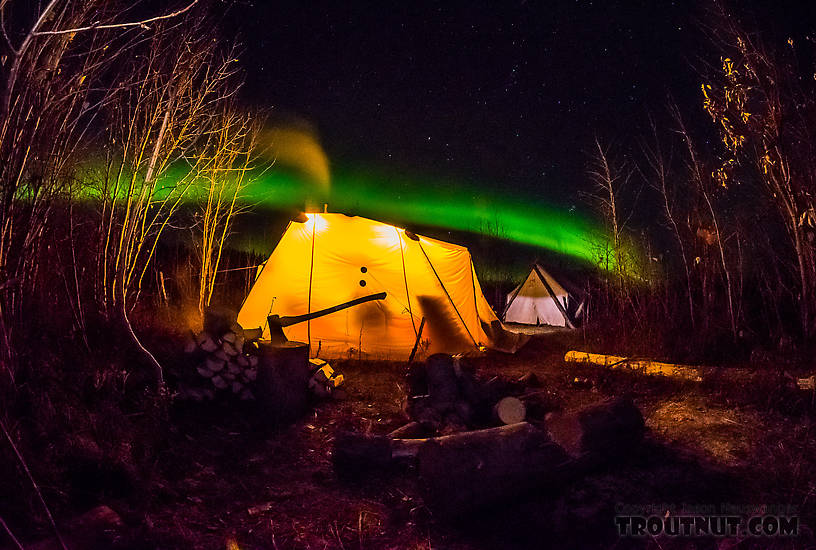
[197,332,219,353]
[196,365,214,378]
[493,396,526,425]
[205,357,225,373]
[223,341,240,356]
[211,375,228,389]
[544,397,645,460]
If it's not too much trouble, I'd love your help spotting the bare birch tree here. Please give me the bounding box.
[586,137,638,303]
[93,14,244,386]
[0,1,196,373]
[701,3,816,338]
[194,107,261,314]
[641,114,697,327]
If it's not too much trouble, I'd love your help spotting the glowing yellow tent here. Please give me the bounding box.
[237,213,521,360]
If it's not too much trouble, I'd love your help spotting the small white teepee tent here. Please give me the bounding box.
[503,264,576,327]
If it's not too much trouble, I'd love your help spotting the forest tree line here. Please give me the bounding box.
[583,3,816,361]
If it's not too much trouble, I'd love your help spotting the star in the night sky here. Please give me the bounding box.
[224,0,814,204]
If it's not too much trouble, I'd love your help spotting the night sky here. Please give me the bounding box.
[220,0,816,237]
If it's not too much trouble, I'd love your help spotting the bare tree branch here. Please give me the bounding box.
[1,418,67,550]
[32,0,199,36]
[0,515,24,550]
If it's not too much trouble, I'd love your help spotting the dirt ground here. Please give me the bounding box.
[43,331,816,549]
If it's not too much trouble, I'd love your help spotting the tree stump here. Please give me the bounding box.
[425,353,459,407]
[255,341,310,423]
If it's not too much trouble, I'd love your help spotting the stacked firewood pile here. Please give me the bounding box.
[308,358,346,398]
[403,353,536,435]
[178,307,346,407]
[180,308,263,401]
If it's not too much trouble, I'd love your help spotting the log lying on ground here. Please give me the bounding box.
[544,397,645,462]
[417,423,572,515]
[419,400,646,515]
[333,433,398,474]
[564,350,703,382]
[334,423,546,473]
[388,421,425,439]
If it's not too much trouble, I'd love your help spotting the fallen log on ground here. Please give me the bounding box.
[332,432,429,474]
[564,350,703,382]
[417,422,572,515]
[388,421,425,439]
[334,422,550,473]
[334,399,646,515]
[419,399,646,515]
[544,397,645,461]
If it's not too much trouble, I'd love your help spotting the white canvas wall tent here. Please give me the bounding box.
[503,264,585,328]
[237,213,529,360]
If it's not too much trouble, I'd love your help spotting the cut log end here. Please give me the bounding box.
[197,332,219,353]
[493,396,526,425]
[545,397,645,460]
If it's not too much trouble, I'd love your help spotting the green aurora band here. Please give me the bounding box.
[236,164,607,264]
[82,159,611,265]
